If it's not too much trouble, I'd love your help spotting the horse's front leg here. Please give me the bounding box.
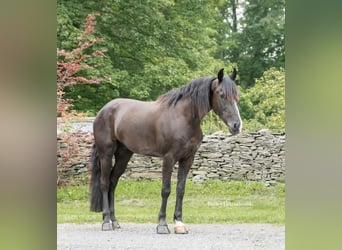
[173,156,194,234]
[156,155,175,234]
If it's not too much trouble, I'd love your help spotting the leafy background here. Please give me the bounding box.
[57,0,285,132]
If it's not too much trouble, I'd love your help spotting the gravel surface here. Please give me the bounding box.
[57,223,284,250]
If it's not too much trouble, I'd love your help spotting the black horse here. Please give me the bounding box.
[90,68,242,233]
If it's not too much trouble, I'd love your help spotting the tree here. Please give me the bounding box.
[214,0,285,88]
[57,13,104,117]
[57,13,107,180]
[57,1,123,114]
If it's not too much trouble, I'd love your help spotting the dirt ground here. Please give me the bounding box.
[57,222,284,250]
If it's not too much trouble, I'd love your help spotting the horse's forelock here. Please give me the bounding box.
[221,77,239,103]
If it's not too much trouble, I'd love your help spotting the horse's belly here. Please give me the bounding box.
[128,143,163,158]
[116,129,163,157]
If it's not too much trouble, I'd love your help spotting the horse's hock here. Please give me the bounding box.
[57,127,285,186]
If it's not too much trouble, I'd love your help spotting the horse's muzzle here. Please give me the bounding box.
[228,121,241,135]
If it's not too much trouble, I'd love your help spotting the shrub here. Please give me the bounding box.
[239,67,285,132]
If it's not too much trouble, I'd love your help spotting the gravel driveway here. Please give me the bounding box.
[57,223,284,250]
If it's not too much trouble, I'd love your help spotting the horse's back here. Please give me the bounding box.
[96,98,157,121]
[94,98,164,155]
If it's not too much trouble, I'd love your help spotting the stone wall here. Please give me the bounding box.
[57,130,285,186]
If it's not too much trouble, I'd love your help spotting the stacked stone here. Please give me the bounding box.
[125,156,165,180]
[190,130,285,185]
[57,131,93,185]
[57,129,285,185]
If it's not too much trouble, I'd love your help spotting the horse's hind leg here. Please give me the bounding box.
[98,142,116,231]
[108,143,133,229]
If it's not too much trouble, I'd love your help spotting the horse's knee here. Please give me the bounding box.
[161,185,171,198]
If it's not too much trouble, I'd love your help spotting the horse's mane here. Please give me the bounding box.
[157,76,239,119]
[157,77,215,118]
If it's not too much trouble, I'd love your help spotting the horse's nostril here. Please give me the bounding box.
[233,122,239,129]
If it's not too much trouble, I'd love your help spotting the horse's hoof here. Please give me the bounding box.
[102,222,112,231]
[174,225,188,234]
[174,221,188,234]
[112,220,121,229]
[156,224,170,234]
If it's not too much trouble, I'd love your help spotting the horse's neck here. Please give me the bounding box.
[181,98,212,124]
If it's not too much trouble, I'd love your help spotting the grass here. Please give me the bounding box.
[57,179,285,224]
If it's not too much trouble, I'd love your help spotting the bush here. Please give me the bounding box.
[239,68,285,132]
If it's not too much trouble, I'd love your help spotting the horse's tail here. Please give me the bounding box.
[90,143,103,212]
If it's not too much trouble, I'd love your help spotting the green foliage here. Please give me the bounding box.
[201,111,229,134]
[57,2,83,49]
[239,67,285,132]
[57,180,285,224]
[57,0,285,131]
[214,0,285,87]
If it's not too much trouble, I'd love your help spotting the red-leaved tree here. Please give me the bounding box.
[57,13,105,117]
[57,13,105,186]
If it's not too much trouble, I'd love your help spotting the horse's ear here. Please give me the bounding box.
[230,68,237,81]
[218,68,224,82]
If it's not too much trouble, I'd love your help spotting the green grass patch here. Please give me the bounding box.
[57,179,284,224]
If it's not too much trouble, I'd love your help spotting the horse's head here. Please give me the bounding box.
[211,68,242,135]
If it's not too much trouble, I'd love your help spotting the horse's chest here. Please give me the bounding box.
[177,135,202,155]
